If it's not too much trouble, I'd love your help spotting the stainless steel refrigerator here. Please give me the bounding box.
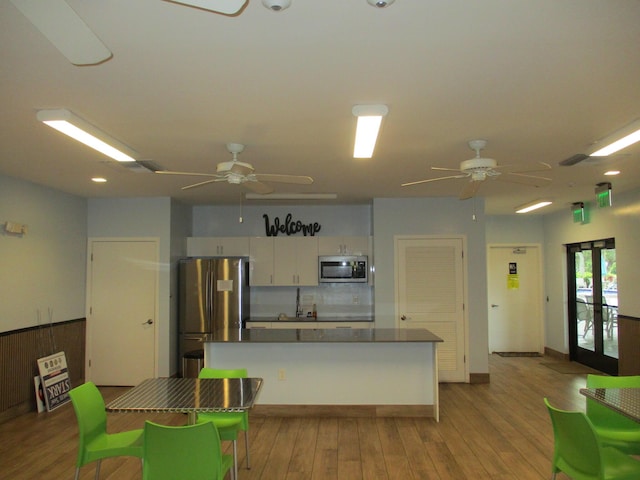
[179,257,250,377]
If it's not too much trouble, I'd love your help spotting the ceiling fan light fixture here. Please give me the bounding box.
[37,109,136,162]
[515,199,552,214]
[262,0,291,11]
[589,118,640,157]
[352,104,388,158]
[367,0,395,7]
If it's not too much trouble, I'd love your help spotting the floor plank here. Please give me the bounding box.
[0,354,593,479]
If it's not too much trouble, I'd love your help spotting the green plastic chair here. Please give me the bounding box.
[586,374,640,455]
[544,398,640,480]
[68,382,143,480]
[197,368,250,480]
[142,421,233,480]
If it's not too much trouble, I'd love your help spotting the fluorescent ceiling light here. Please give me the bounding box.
[91,177,107,183]
[352,104,388,158]
[590,118,640,157]
[515,200,552,214]
[37,109,136,162]
[245,193,337,200]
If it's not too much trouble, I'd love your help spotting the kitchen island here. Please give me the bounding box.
[204,328,442,419]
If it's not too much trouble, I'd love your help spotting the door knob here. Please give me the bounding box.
[141,319,153,325]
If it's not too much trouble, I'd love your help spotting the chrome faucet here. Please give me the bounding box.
[296,287,303,318]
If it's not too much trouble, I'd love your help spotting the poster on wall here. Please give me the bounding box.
[37,351,71,411]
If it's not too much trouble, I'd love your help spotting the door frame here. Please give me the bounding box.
[85,237,160,382]
[487,243,545,354]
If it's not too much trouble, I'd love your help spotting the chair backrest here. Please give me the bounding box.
[576,299,592,321]
[143,421,224,480]
[198,367,247,379]
[586,374,640,428]
[68,382,108,444]
[544,398,603,477]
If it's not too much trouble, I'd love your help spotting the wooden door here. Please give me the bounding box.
[88,240,157,385]
[396,236,466,382]
[487,245,544,354]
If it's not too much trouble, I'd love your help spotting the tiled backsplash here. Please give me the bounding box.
[250,284,373,319]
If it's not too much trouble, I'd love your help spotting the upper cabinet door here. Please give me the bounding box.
[273,237,319,286]
[317,236,370,256]
[187,237,250,257]
[249,237,274,286]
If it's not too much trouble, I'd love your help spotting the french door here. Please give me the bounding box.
[567,238,617,374]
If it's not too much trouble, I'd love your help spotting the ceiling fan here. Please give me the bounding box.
[401,139,552,200]
[156,143,313,194]
[9,0,255,66]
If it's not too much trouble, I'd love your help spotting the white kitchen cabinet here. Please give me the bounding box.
[187,237,250,257]
[317,236,371,256]
[248,237,275,286]
[273,236,319,286]
[250,236,318,286]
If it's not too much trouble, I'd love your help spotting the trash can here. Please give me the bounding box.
[181,349,204,378]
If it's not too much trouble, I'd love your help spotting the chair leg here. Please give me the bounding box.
[74,467,80,480]
[244,430,251,469]
[94,459,102,480]
[232,439,238,480]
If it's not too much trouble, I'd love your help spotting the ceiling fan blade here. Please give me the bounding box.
[156,170,219,177]
[459,180,483,200]
[254,174,314,185]
[10,0,112,66]
[431,166,463,172]
[244,181,274,194]
[402,174,469,187]
[496,162,552,174]
[559,153,588,166]
[498,173,552,187]
[181,178,221,190]
[163,0,249,15]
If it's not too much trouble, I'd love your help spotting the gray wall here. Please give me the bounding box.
[373,197,489,375]
[0,175,86,332]
[87,197,175,376]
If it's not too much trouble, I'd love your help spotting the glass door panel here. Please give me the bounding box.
[567,238,617,374]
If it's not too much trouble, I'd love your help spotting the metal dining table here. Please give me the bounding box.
[106,377,263,425]
[579,387,640,423]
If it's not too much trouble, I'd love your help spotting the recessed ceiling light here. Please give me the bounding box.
[367,0,395,7]
[352,104,388,158]
[515,199,552,214]
[604,170,620,176]
[589,118,640,157]
[92,177,107,183]
[37,109,137,162]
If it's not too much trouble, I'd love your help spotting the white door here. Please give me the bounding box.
[487,245,544,354]
[88,240,157,385]
[396,236,466,382]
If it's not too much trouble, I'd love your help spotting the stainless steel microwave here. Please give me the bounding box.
[318,256,368,283]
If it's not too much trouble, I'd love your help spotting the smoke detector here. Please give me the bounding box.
[262,0,291,11]
[367,0,395,7]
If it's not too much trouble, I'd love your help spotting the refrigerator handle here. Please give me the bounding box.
[208,270,214,323]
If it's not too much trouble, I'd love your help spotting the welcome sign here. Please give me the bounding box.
[263,213,321,236]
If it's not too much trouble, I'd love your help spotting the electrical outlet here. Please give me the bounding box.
[278,368,286,381]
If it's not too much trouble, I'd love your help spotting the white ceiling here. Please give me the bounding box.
[1,0,639,214]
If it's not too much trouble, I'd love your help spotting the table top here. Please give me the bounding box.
[205,328,443,343]
[579,387,640,423]
[106,377,263,414]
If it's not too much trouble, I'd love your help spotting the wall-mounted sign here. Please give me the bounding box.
[263,213,321,237]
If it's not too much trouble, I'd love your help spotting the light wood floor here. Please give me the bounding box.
[0,354,596,479]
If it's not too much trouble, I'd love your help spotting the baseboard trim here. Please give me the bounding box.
[544,347,569,361]
[251,404,434,418]
[469,373,490,384]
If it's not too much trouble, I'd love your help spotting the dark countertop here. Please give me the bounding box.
[247,317,374,323]
[205,328,442,343]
